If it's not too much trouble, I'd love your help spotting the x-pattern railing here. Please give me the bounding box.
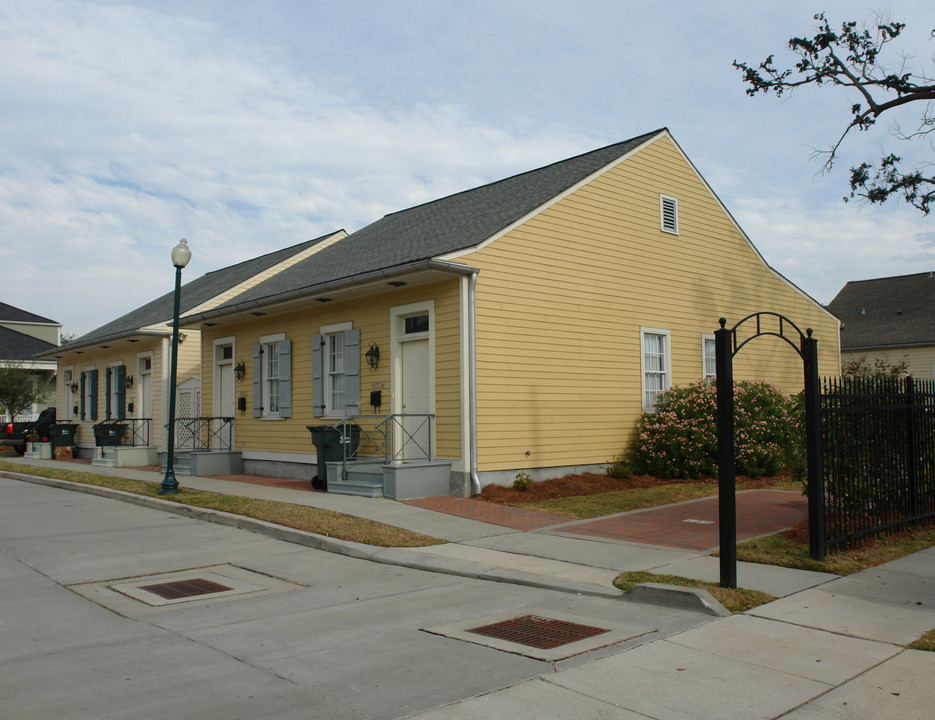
[173,416,234,451]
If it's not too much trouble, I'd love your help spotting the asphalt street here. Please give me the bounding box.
[0,477,713,719]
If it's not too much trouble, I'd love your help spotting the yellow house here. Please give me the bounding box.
[828,272,935,379]
[41,232,345,465]
[182,128,840,498]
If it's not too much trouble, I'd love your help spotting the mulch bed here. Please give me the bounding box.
[478,471,797,505]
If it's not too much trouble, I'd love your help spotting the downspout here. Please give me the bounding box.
[469,271,481,496]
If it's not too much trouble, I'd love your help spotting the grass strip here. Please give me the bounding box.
[515,483,719,519]
[907,629,935,652]
[613,571,774,613]
[734,524,935,575]
[0,461,445,548]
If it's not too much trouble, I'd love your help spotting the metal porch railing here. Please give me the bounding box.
[173,416,234,452]
[331,414,435,478]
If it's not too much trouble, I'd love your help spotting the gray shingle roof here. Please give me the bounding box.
[0,302,58,325]
[209,130,665,313]
[0,325,59,361]
[68,233,340,349]
[827,272,935,349]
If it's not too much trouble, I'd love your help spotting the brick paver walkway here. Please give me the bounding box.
[558,490,807,550]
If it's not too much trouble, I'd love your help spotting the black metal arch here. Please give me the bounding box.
[725,312,812,360]
[715,314,823,589]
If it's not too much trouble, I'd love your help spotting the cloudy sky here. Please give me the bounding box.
[2,0,933,336]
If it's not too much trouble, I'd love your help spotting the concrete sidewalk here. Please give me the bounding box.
[0,456,835,599]
[2,458,935,718]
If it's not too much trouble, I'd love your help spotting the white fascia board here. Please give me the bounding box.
[181,230,348,320]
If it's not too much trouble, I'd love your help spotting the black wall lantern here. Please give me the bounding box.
[234,361,246,381]
[365,342,380,371]
[69,382,78,394]
[125,375,134,390]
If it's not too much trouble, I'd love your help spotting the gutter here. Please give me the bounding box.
[469,271,481,496]
[181,259,480,326]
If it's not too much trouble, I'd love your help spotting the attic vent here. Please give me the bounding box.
[660,195,678,234]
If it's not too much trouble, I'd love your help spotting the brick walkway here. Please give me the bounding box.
[408,490,807,549]
[557,490,807,550]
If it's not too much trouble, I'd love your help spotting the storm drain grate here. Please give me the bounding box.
[467,615,610,650]
[139,578,234,600]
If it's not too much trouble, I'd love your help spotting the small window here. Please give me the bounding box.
[326,332,345,415]
[216,344,233,362]
[264,341,281,414]
[640,328,671,412]
[405,314,430,334]
[702,335,716,383]
[660,195,678,234]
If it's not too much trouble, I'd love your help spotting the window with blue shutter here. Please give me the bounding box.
[89,369,99,421]
[115,365,127,419]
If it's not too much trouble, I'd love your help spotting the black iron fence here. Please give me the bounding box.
[820,375,935,552]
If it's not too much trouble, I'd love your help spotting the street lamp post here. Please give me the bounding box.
[159,238,192,495]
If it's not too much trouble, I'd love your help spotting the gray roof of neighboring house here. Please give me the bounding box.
[827,272,935,349]
[207,129,665,314]
[0,325,59,361]
[0,302,58,326]
[64,233,340,350]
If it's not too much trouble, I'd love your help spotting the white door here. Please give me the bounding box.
[401,338,430,461]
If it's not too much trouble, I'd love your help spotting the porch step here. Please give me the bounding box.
[325,460,452,500]
[327,462,384,498]
[91,446,116,468]
[162,452,193,476]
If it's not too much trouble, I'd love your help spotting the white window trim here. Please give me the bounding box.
[319,322,352,419]
[640,327,671,413]
[259,332,285,419]
[390,300,436,458]
[62,366,75,420]
[84,364,96,421]
[702,333,716,383]
[212,336,235,418]
[660,194,678,235]
[137,351,154,420]
[109,361,124,420]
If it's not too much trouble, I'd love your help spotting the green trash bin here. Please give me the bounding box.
[307,424,361,490]
[50,423,79,448]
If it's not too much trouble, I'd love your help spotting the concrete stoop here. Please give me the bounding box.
[163,451,244,477]
[326,459,453,500]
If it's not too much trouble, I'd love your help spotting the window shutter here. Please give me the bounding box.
[89,369,99,422]
[344,328,361,416]
[115,366,126,420]
[252,344,263,418]
[312,333,323,417]
[105,368,112,420]
[277,338,292,419]
[80,372,86,420]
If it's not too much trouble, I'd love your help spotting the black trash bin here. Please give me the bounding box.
[93,423,127,447]
[307,424,361,490]
[50,423,79,448]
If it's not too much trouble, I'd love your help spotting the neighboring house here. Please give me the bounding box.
[180,128,840,497]
[0,303,61,421]
[39,232,346,463]
[827,272,935,379]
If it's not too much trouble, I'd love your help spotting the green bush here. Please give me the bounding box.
[625,380,801,479]
[512,471,532,491]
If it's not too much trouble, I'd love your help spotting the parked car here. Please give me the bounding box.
[0,407,56,455]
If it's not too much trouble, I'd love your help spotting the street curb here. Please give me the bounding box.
[2,470,627,600]
[626,582,732,616]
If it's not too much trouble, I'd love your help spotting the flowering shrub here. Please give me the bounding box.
[625,380,801,479]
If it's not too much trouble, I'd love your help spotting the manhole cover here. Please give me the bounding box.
[140,578,235,600]
[467,615,609,649]
[426,608,655,661]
